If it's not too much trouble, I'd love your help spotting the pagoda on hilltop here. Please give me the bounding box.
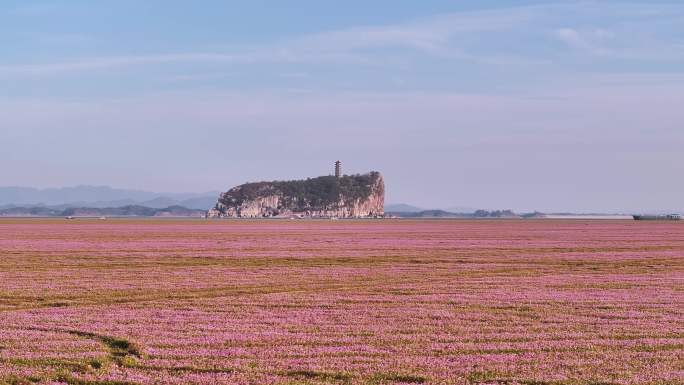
[334,160,341,178]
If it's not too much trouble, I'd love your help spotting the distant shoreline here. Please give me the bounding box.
[0,214,656,220]
[543,215,633,219]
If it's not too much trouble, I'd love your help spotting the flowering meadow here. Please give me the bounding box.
[0,219,682,385]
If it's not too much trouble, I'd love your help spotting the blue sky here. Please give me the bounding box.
[2,1,684,212]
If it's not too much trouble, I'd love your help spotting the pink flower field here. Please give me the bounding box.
[0,219,682,385]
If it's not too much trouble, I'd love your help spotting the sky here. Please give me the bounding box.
[1,1,683,212]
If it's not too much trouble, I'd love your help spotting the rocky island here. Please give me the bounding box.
[207,170,384,218]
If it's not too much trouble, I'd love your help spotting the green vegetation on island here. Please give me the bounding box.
[219,172,383,210]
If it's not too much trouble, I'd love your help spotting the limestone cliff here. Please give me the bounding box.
[207,172,384,218]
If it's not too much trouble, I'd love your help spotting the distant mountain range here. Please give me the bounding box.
[384,203,425,213]
[386,209,521,218]
[0,205,206,218]
[2,191,671,218]
[0,186,220,210]
[385,203,478,214]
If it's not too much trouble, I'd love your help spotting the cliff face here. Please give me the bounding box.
[208,172,384,218]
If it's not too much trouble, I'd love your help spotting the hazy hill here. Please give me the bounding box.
[387,209,521,218]
[390,210,464,218]
[385,203,424,213]
[443,205,478,213]
[386,203,478,214]
[0,205,205,217]
[0,186,219,210]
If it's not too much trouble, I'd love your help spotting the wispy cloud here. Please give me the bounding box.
[0,53,242,74]
[8,3,60,16]
[0,4,547,75]
[284,7,535,55]
[2,2,684,78]
[167,72,235,82]
[555,28,614,56]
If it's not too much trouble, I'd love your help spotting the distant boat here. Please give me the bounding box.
[633,214,681,221]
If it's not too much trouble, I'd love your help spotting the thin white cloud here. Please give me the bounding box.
[0,53,242,74]
[8,4,60,16]
[556,28,584,47]
[286,6,535,53]
[555,28,596,52]
[0,4,543,75]
[167,72,235,82]
[555,28,614,56]
[2,3,684,76]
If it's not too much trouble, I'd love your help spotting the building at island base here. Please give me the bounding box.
[632,214,681,221]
